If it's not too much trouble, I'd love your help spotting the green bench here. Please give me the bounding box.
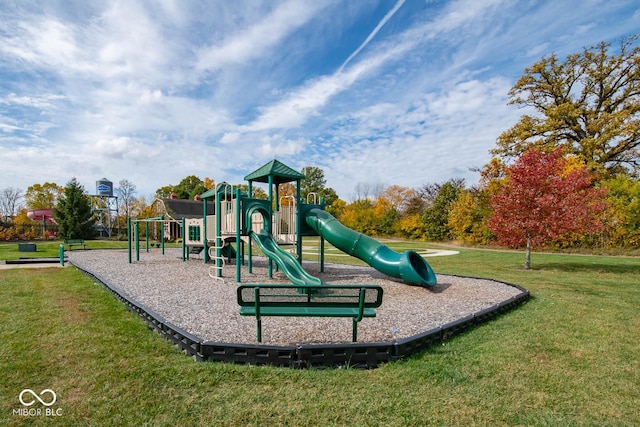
[237,284,384,343]
[64,239,86,250]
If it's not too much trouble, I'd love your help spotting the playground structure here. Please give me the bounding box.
[26,208,57,238]
[26,208,55,222]
[97,159,530,367]
[128,159,437,287]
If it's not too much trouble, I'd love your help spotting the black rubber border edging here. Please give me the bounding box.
[72,262,530,369]
[6,257,67,264]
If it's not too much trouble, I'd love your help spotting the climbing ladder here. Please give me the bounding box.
[208,245,225,283]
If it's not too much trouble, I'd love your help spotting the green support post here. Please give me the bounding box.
[59,244,64,266]
[127,216,132,264]
[181,217,186,261]
[203,199,208,264]
[145,222,149,252]
[254,287,262,342]
[135,221,140,261]
[236,188,241,283]
[161,215,165,255]
[273,184,280,274]
[320,197,326,272]
[215,187,222,277]
[320,236,325,273]
[247,181,253,274]
[296,178,302,264]
[267,176,273,279]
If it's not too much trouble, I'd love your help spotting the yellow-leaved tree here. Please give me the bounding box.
[493,36,640,177]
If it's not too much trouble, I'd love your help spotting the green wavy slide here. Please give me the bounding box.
[250,229,323,286]
[305,209,437,287]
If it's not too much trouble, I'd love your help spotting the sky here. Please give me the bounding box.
[1,0,638,201]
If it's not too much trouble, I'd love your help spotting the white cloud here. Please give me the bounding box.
[196,0,330,71]
[220,132,240,144]
[94,1,178,81]
[95,137,152,160]
[0,18,79,69]
[427,78,507,116]
[0,122,22,133]
[242,0,515,134]
[246,73,349,131]
[313,77,519,197]
[244,31,422,132]
[258,135,306,157]
[0,0,635,200]
[1,93,66,109]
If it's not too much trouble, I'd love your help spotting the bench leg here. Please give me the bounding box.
[352,319,358,342]
[257,319,262,343]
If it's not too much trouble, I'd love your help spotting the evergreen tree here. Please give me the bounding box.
[54,178,96,239]
[300,166,339,207]
[421,180,464,241]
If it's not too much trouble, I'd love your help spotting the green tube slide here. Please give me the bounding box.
[305,209,437,287]
[250,229,323,287]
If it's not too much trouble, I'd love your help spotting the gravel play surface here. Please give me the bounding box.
[69,248,524,346]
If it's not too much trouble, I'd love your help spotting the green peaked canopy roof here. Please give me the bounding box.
[200,186,217,200]
[244,159,304,184]
[200,182,238,200]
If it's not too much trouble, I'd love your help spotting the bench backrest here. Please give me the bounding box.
[237,285,383,308]
[64,239,84,243]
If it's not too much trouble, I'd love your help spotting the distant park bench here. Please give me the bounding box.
[64,239,86,250]
[237,284,384,342]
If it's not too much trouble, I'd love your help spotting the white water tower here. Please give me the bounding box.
[91,178,119,237]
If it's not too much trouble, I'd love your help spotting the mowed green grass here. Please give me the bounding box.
[0,240,130,260]
[1,244,638,426]
[0,239,182,261]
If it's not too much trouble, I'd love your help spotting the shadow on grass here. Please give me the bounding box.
[534,260,639,274]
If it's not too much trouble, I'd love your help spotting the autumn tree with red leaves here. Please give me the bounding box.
[489,148,608,269]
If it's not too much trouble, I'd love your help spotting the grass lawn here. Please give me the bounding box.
[0,242,638,425]
[0,240,182,261]
[0,240,129,260]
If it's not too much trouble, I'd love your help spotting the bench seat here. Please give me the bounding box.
[240,306,377,318]
[64,239,86,250]
[237,284,383,343]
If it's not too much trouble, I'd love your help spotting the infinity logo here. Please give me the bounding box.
[19,389,57,407]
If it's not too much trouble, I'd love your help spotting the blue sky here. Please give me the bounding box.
[1,0,638,201]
